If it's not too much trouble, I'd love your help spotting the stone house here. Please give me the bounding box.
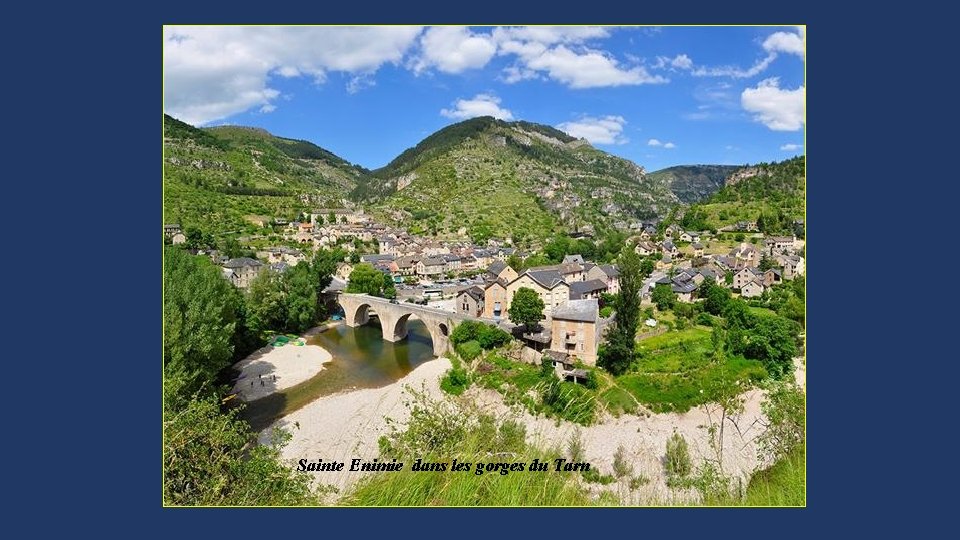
[507,268,571,318]
[221,257,264,289]
[416,256,446,277]
[692,242,705,258]
[662,240,680,258]
[569,279,608,300]
[733,267,764,290]
[486,260,518,283]
[483,279,509,320]
[584,264,620,295]
[456,286,485,317]
[740,279,765,298]
[635,240,657,256]
[443,254,462,273]
[549,298,600,366]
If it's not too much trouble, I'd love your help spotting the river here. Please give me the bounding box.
[241,318,437,431]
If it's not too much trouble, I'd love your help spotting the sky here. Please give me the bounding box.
[163,26,805,172]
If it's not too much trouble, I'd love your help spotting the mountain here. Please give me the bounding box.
[647,164,743,204]
[353,116,679,246]
[163,115,367,233]
[685,156,805,233]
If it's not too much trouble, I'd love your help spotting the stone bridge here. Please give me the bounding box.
[335,293,486,356]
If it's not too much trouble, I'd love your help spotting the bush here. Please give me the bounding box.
[477,324,512,349]
[613,445,633,478]
[665,431,692,483]
[456,340,483,361]
[451,321,512,350]
[599,306,614,318]
[567,428,585,462]
[696,312,715,326]
[540,356,557,378]
[629,475,650,490]
[583,369,599,390]
[440,359,471,396]
[582,468,615,485]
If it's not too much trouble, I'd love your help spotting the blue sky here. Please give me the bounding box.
[164,26,805,172]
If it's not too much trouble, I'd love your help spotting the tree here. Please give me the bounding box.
[382,273,397,299]
[163,384,317,505]
[651,284,676,311]
[328,211,336,223]
[640,257,655,276]
[283,264,318,333]
[246,269,287,336]
[700,279,731,315]
[315,214,325,225]
[597,335,635,376]
[756,380,806,462]
[759,254,775,271]
[346,263,386,296]
[614,246,645,336]
[508,287,545,332]
[163,247,241,399]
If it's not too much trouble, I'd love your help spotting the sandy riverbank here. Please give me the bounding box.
[231,324,337,401]
[258,357,452,500]
[256,354,803,505]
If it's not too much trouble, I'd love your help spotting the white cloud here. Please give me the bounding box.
[692,53,778,78]
[763,31,805,57]
[492,26,610,46]
[648,138,676,148]
[494,28,666,89]
[259,104,276,113]
[688,28,804,79]
[780,143,803,151]
[558,115,628,144]
[440,93,514,121]
[742,78,806,131]
[653,54,693,70]
[163,26,422,125]
[412,26,497,74]
[522,45,667,88]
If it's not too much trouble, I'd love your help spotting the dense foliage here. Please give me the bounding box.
[163,245,343,505]
[508,287,545,331]
[598,245,647,375]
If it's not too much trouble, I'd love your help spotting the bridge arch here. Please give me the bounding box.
[335,293,497,357]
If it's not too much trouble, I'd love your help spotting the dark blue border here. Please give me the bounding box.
[8,0,934,536]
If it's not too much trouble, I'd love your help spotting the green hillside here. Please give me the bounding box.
[354,116,679,246]
[684,156,806,233]
[163,115,366,234]
[647,164,742,204]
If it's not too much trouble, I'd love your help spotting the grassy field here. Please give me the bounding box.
[619,327,767,413]
[740,444,806,506]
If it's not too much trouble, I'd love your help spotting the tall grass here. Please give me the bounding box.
[740,444,805,506]
[339,389,593,506]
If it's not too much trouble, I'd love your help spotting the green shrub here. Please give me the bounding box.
[440,359,471,396]
[613,445,632,478]
[629,474,651,489]
[582,467,615,485]
[456,340,483,361]
[599,306,614,318]
[477,324,512,349]
[567,429,585,462]
[696,312,715,326]
[665,431,692,484]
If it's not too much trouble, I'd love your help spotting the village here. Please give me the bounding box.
[164,206,804,373]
